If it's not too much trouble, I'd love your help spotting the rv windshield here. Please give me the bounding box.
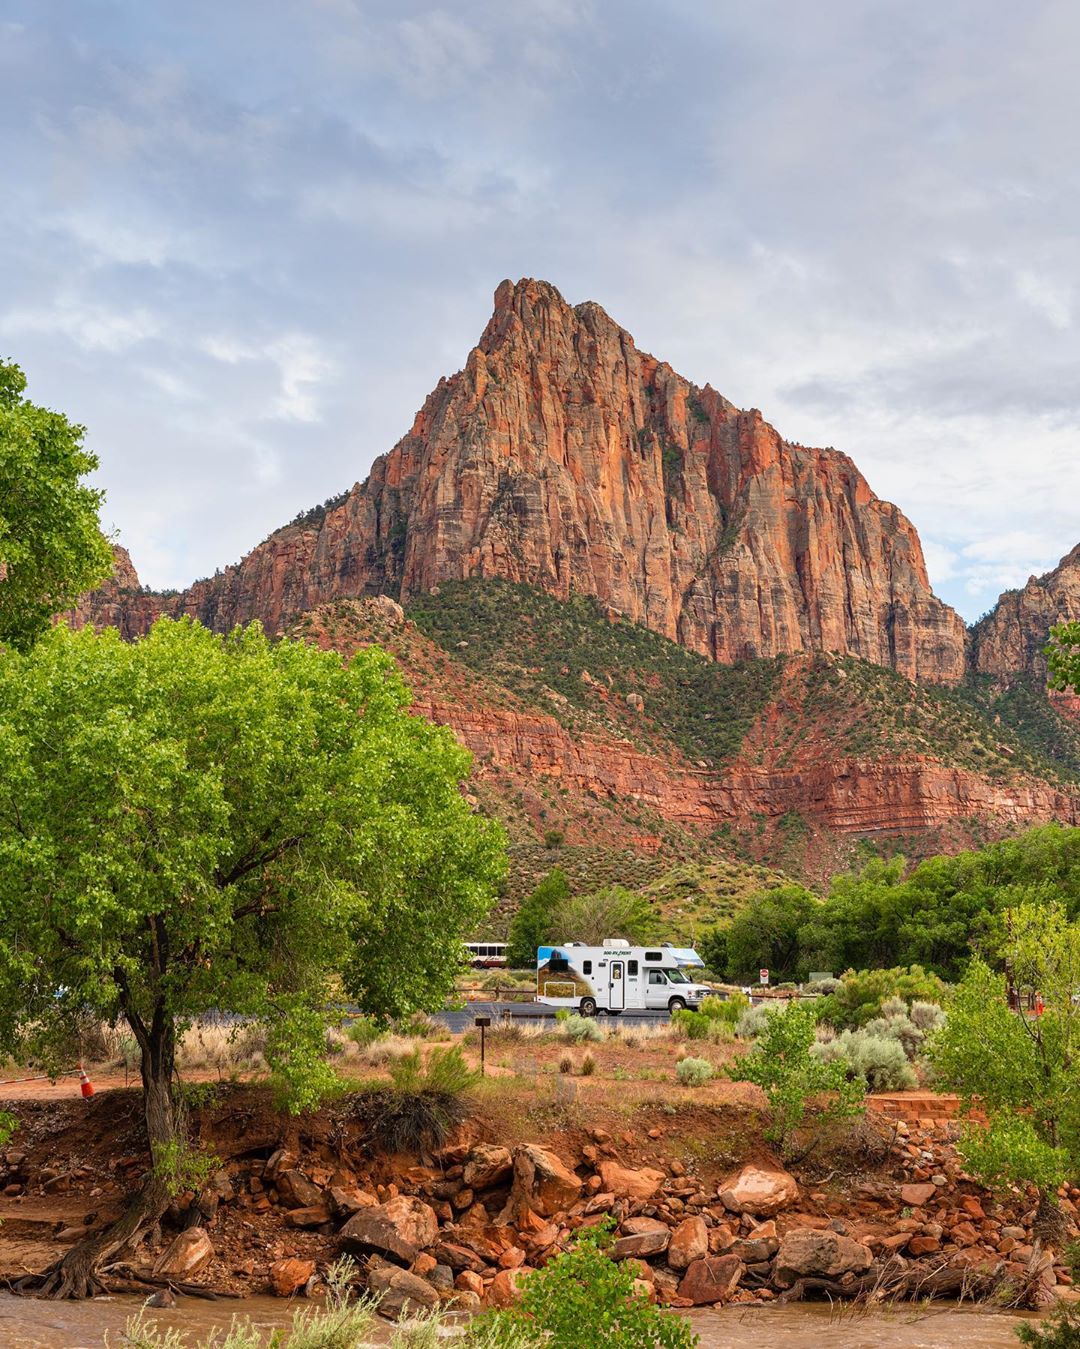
[664,967,693,984]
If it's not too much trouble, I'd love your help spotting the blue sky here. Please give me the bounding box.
[2,1,1077,621]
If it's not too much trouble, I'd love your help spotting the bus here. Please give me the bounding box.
[465,942,508,968]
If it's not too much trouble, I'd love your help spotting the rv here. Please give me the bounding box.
[535,939,713,1015]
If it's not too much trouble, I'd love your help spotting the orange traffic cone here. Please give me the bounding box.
[77,1064,94,1098]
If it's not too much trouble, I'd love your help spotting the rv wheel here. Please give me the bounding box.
[579,997,598,1017]
[668,997,687,1013]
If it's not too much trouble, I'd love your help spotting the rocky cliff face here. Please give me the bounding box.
[78,279,967,683]
[972,545,1080,681]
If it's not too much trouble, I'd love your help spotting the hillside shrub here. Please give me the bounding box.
[812,1029,918,1092]
[676,1057,714,1087]
[735,1003,782,1039]
[360,1045,481,1154]
[815,966,947,1030]
[560,1014,603,1044]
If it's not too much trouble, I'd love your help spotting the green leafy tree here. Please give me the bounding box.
[722,883,818,983]
[928,902,1080,1232]
[506,867,571,968]
[549,884,659,946]
[0,617,504,1296]
[1048,621,1080,697]
[815,965,947,1030]
[728,1001,865,1156]
[0,361,112,650]
[486,1220,698,1349]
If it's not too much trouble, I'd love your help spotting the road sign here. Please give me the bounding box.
[759,968,769,985]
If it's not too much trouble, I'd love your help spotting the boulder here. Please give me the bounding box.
[284,1202,332,1228]
[772,1230,873,1287]
[368,1264,440,1318]
[718,1164,798,1217]
[613,1218,670,1259]
[730,1219,779,1264]
[339,1196,439,1265]
[328,1185,378,1217]
[276,1170,325,1210]
[598,1160,665,1201]
[463,1144,513,1190]
[270,1257,316,1297]
[504,1146,580,1219]
[154,1227,214,1279]
[487,1266,534,1308]
[899,1183,937,1208]
[677,1255,744,1305]
[667,1216,709,1271]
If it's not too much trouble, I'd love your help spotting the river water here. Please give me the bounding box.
[0,1295,1039,1348]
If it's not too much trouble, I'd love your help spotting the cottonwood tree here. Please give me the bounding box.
[0,617,504,1297]
[0,361,112,650]
[928,902,1080,1237]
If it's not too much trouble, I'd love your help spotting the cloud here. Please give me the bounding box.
[0,0,1076,624]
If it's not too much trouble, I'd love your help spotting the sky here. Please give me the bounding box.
[2,1,1078,622]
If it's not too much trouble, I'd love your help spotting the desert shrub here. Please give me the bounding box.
[346,1016,384,1048]
[1016,1300,1080,1348]
[910,1000,946,1033]
[482,1218,698,1348]
[806,976,841,994]
[560,1014,603,1044]
[398,1010,450,1041]
[672,1009,710,1040]
[812,1028,918,1092]
[700,992,748,1025]
[360,1045,481,1153]
[559,1053,573,1074]
[676,1057,714,1087]
[734,1002,782,1039]
[815,966,947,1030]
[580,1052,597,1076]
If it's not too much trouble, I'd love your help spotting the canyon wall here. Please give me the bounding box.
[971,544,1080,681]
[78,278,967,683]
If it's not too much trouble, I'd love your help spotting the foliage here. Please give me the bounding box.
[408,577,782,771]
[487,1219,698,1349]
[266,1001,346,1113]
[0,360,113,651]
[549,884,659,946]
[1047,621,1080,699]
[0,618,504,1166]
[728,1001,865,1153]
[712,883,819,982]
[814,966,948,1030]
[346,1016,384,1048]
[150,1138,221,1198]
[1015,1295,1080,1348]
[560,1013,603,1043]
[357,1045,481,1154]
[507,867,571,968]
[672,1009,711,1040]
[676,1056,714,1087]
[812,1029,918,1092]
[928,903,1080,1195]
[734,1002,782,1039]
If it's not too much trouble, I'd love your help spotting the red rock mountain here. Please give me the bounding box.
[80,279,967,683]
[972,544,1080,681]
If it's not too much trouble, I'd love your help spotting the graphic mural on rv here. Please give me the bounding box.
[536,946,594,1000]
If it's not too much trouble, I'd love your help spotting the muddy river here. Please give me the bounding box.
[0,1295,1039,1348]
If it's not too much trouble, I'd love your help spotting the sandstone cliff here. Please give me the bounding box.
[78,279,967,683]
[972,544,1080,681]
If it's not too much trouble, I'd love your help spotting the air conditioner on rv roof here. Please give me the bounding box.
[602,938,631,949]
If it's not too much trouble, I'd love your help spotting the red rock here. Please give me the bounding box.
[677,1255,744,1305]
[368,1265,440,1318]
[668,1216,709,1271]
[276,1170,325,1210]
[613,1218,670,1259]
[270,1258,315,1297]
[908,1235,941,1256]
[960,1196,986,1220]
[463,1145,513,1191]
[284,1202,331,1228]
[598,1161,665,1202]
[154,1227,214,1279]
[486,1266,533,1308]
[772,1230,873,1286]
[502,1146,580,1220]
[899,1183,937,1208]
[718,1164,799,1217]
[338,1196,439,1264]
[455,1269,485,1296]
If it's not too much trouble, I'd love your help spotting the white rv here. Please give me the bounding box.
[535,939,713,1015]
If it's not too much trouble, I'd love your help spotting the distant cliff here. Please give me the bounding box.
[78,278,967,683]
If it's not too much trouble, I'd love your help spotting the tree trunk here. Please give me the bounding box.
[18,1013,178,1299]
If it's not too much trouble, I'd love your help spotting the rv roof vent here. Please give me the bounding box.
[602,938,631,949]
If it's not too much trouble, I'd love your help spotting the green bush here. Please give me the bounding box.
[1016,1299,1080,1348]
[346,1016,384,1048]
[812,1029,918,1092]
[560,1014,603,1043]
[734,1003,782,1039]
[815,966,947,1030]
[672,1009,710,1040]
[676,1056,714,1087]
[700,992,748,1025]
[483,1219,698,1349]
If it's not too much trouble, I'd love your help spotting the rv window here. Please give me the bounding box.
[583,960,592,975]
[628,961,638,976]
[648,971,667,985]
[645,951,662,961]
[611,965,622,980]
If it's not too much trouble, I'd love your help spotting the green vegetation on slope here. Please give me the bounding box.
[408,578,783,769]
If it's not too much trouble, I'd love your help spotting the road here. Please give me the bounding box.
[438,1001,676,1033]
